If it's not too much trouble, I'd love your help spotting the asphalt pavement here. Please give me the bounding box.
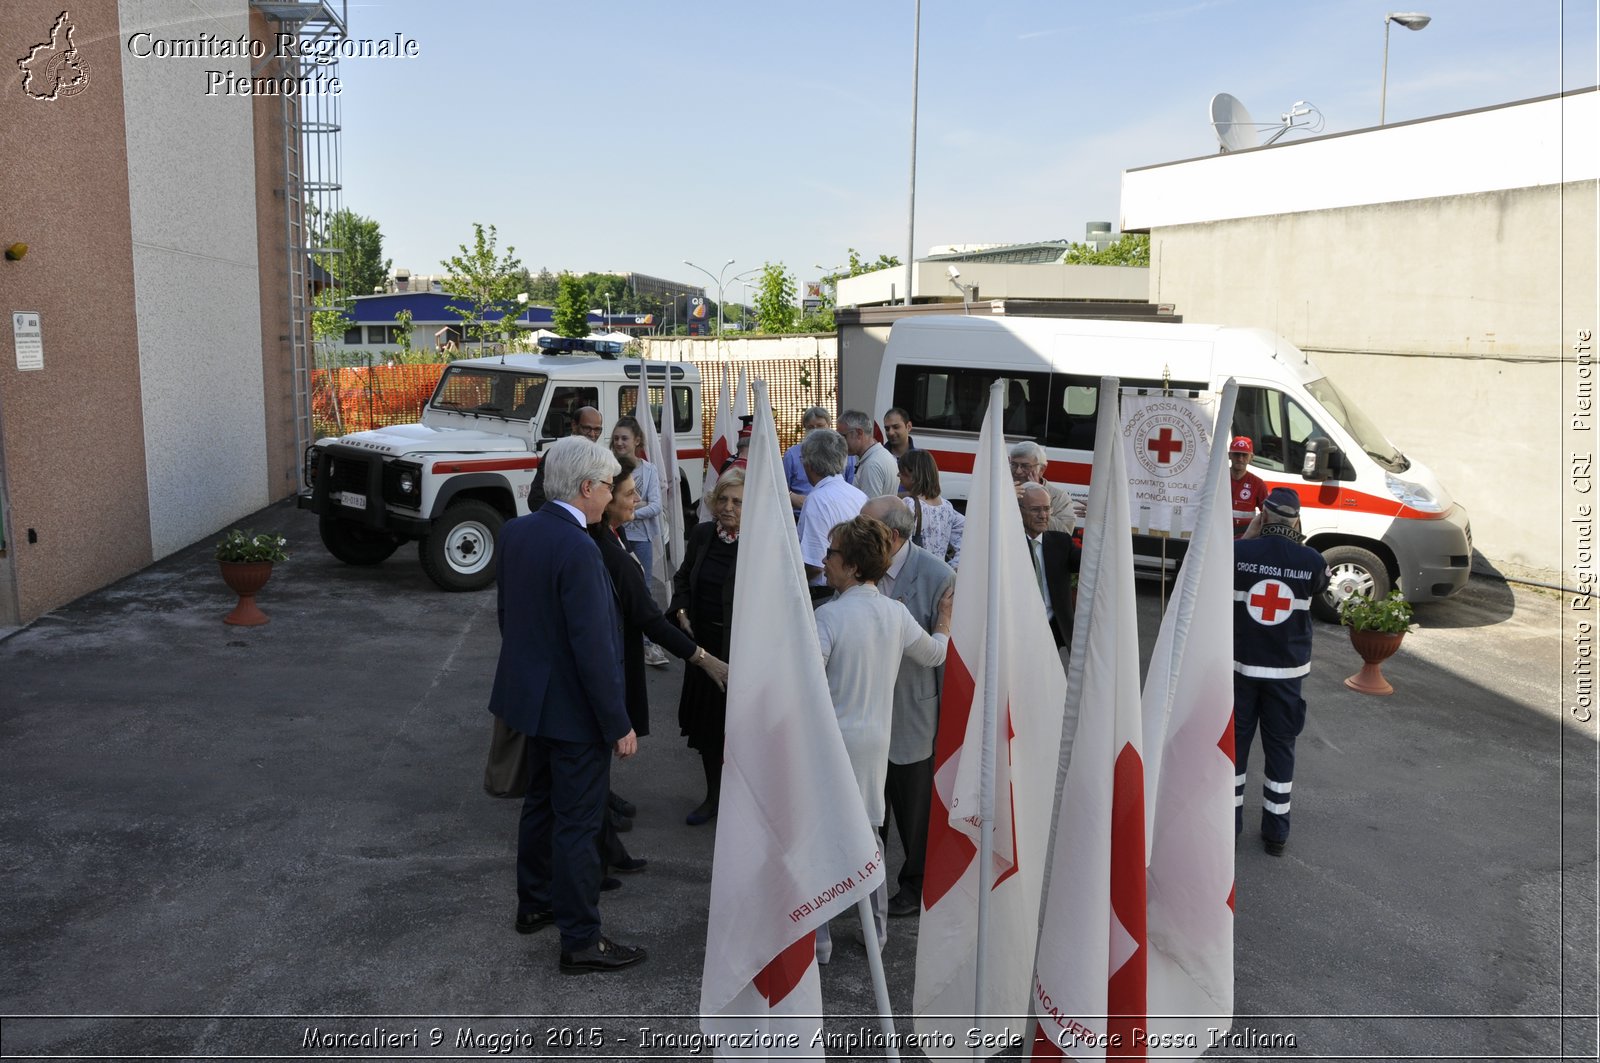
[1,499,1594,1061]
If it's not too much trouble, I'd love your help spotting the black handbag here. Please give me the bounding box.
[483,717,530,798]
[911,497,925,548]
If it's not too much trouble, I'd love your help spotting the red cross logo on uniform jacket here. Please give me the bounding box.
[1246,579,1297,625]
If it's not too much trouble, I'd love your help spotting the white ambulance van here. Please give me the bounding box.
[872,315,1471,621]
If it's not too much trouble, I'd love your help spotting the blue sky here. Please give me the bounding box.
[336,0,1597,292]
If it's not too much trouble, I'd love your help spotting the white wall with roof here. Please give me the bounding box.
[1118,89,1598,584]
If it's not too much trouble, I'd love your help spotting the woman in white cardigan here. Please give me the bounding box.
[813,514,952,963]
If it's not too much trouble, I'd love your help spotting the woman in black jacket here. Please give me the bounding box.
[667,466,744,826]
[592,455,729,737]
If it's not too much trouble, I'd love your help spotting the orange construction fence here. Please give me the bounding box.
[310,357,839,452]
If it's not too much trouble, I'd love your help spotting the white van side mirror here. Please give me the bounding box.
[1303,437,1335,481]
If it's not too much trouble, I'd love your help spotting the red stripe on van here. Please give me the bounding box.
[431,457,541,474]
[926,450,1448,520]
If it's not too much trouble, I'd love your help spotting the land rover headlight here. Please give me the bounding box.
[1386,474,1446,513]
[303,445,322,489]
[398,470,417,495]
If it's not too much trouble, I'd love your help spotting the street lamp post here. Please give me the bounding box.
[683,257,736,337]
[1380,11,1431,125]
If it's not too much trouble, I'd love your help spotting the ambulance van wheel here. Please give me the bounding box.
[1315,545,1390,623]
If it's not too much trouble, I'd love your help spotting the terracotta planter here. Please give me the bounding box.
[219,561,274,626]
[1344,627,1404,696]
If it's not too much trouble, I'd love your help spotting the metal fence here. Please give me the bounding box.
[309,356,839,451]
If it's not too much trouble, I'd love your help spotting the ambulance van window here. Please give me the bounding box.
[1232,386,1333,476]
[1042,375,1098,450]
[618,385,695,434]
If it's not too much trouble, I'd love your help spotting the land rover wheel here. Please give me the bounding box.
[418,500,503,591]
[318,516,402,566]
[1314,545,1391,623]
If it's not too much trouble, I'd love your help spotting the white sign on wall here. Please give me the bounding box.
[1119,391,1215,538]
[13,312,43,371]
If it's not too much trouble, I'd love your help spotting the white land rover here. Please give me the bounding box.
[299,338,704,591]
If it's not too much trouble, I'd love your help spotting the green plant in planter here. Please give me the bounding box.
[1339,590,1416,634]
[215,529,290,564]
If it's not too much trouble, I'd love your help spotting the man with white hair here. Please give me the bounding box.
[798,428,867,589]
[785,406,856,512]
[487,435,645,973]
[1009,439,1078,534]
[861,495,955,919]
[841,409,900,501]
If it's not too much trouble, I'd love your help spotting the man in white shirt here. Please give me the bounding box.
[841,409,900,501]
[797,428,867,588]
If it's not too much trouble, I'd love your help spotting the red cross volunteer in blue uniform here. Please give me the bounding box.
[1233,487,1330,856]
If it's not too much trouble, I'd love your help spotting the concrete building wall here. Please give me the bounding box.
[837,260,1147,308]
[0,0,152,626]
[1146,181,1597,581]
[119,0,269,558]
[249,8,301,504]
[643,334,838,363]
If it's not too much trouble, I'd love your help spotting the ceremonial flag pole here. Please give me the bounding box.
[701,364,734,520]
[636,368,684,593]
[1028,376,1146,1060]
[971,381,1006,1059]
[914,381,1066,1050]
[1139,381,1238,1058]
[700,379,894,1060]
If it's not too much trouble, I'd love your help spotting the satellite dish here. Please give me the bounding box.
[1211,92,1325,152]
[1211,92,1258,152]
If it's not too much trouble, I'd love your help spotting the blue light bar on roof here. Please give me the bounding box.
[537,336,623,358]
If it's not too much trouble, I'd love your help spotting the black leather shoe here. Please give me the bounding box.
[609,808,634,833]
[560,936,647,974]
[608,793,638,819]
[515,909,554,934]
[611,857,648,874]
[887,891,920,918]
[600,876,622,892]
[1263,837,1286,857]
[685,797,718,826]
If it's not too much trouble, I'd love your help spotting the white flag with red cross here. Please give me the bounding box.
[1119,392,1214,539]
[913,381,1067,1048]
[1028,377,1147,1060]
[1138,382,1238,1058]
[700,379,885,1058]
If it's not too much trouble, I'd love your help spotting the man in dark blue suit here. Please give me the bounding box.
[487,435,645,973]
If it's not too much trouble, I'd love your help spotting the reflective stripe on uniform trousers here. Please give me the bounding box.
[1263,777,1292,814]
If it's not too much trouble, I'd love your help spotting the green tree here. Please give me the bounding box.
[440,222,526,352]
[321,208,392,295]
[754,262,797,334]
[521,267,560,304]
[553,273,591,337]
[1062,232,1150,266]
[307,206,391,356]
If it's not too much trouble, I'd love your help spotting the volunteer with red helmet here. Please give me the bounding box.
[1229,436,1268,538]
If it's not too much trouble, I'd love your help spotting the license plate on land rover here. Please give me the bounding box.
[337,491,367,511]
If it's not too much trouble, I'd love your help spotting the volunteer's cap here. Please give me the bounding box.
[1263,487,1300,518]
[1229,436,1254,454]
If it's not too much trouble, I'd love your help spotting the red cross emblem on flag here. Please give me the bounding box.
[1146,426,1184,464]
[1246,579,1297,625]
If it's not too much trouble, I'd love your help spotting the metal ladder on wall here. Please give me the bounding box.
[250,1,347,486]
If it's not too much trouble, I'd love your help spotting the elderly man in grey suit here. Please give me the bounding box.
[860,495,956,918]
